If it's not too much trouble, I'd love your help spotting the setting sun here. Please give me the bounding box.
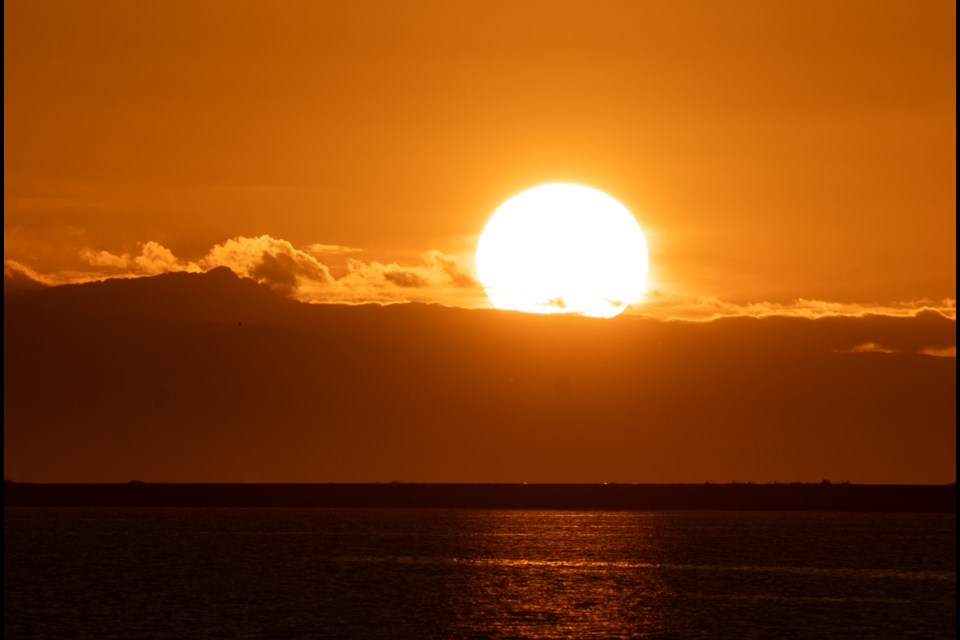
[476,184,648,318]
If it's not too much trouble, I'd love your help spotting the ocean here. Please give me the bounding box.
[4,508,955,639]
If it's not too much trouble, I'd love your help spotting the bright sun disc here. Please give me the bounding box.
[477,184,648,318]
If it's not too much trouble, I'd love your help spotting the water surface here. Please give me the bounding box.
[4,509,955,638]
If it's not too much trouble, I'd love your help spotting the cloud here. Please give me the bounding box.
[135,241,194,275]
[636,294,957,321]
[304,243,363,256]
[79,243,201,276]
[922,346,957,358]
[422,250,478,289]
[687,309,956,357]
[200,235,333,295]
[74,235,335,296]
[3,260,52,292]
[324,251,481,304]
[80,249,130,269]
[21,234,956,321]
[60,234,481,303]
[384,269,428,288]
[849,342,897,354]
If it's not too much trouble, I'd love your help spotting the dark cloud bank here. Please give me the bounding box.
[4,268,955,483]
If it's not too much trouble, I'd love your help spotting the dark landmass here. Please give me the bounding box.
[5,268,956,484]
[4,482,955,512]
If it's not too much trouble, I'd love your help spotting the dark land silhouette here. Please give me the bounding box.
[4,481,955,512]
[4,268,956,484]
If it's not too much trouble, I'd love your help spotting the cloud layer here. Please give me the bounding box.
[6,235,482,305]
[638,292,956,321]
[5,281,955,483]
[4,234,955,323]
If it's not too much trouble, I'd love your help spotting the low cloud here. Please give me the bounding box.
[78,242,201,276]
[864,342,956,358]
[922,346,957,358]
[304,243,364,256]
[422,250,477,289]
[637,293,956,321]
[330,249,479,300]
[3,260,53,291]
[135,241,192,275]
[80,248,131,270]
[13,235,956,325]
[200,235,333,296]
[61,234,480,303]
[849,342,898,354]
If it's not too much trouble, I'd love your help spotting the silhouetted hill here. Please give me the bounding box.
[4,270,956,483]
[6,267,300,325]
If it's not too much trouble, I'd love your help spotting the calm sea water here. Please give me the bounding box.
[4,508,955,639]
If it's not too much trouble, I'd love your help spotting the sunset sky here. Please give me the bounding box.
[3,1,955,483]
[5,0,955,315]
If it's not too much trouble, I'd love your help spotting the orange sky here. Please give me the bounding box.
[5,0,955,314]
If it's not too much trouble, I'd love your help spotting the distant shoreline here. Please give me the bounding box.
[4,482,955,512]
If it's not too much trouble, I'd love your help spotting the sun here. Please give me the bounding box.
[476,184,648,318]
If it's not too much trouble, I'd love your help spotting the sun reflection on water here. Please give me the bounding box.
[5,508,953,638]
